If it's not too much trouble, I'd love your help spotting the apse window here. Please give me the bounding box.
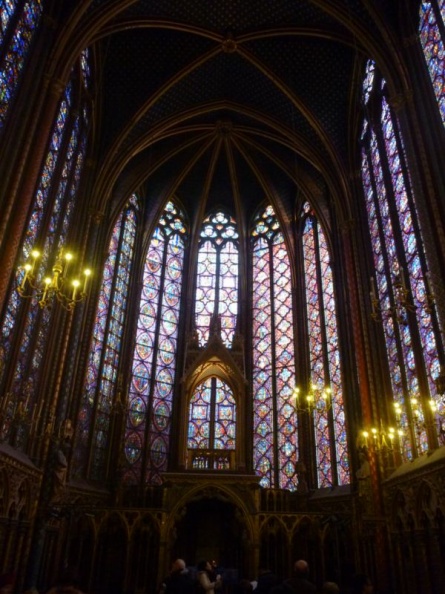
[187,377,236,470]
[195,211,239,347]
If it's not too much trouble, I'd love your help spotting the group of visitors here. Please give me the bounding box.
[159,558,374,594]
[159,559,222,594]
[0,559,374,594]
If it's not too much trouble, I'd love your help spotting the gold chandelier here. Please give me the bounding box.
[292,384,332,413]
[17,247,91,310]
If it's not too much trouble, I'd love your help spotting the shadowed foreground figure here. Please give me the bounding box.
[271,560,316,594]
[161,559,195,594]
[255,568,278,594]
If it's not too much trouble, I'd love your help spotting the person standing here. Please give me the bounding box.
[196,561,222,594]
[254,568,278,594]
[271,560,316,594]
[161,559,194,594]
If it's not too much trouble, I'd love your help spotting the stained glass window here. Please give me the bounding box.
[252,205,298,490]
[187,377,236,470]
[80,47,90,90]
[302,204,349,487]
[0,66,89,448]
[74,196,138,480]
[124,201,187,486]
[0,0,43,129]
[419,1,445,125]
[361,60,443,459]
[195,211,239,347]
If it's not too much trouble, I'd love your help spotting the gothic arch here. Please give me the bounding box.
[65,511,96,589]
[165,482,256,540]
[290,515,322,580]
[162,483,256,577]
[93,512,129,594]
[128,515,161,594]
[179,337,248,471]
[416,479,438,526]
[259,516,289,579]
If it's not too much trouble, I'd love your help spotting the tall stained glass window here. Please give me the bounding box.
[195,211,239,347]
[124,201,187,485]
[419,1,445,125]
[0,0,43,129]
[252,205,298,490]
[187,377,236,470]
[361,60,444,460]
[0,64,89,448]
[301,203,349,487]
[74,196,138,480]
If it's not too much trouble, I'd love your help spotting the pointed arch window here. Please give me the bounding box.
[74,196,139,480]
[301,203,349,487]
[0,64,89,448]
[187,377,236,470]
[124,201,187,486]
[195,211,239,347]
[419,1,445,125]
[361,60,444,459]
[251,205,298,490]
[0,0,43,129]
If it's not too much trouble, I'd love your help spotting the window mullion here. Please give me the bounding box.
[210,377,217,449]
[269,237,280,488]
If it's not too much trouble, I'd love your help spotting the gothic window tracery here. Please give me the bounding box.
[195,211,239,347]
[419,0,445,125]
[301,203,349,487]
[361,59,444,459]
[75,195,138,480]
[252,205,298,490]
[187,376,236,470]
[0,0,43,129]
[0,58,89,447]
[124,200,187,485]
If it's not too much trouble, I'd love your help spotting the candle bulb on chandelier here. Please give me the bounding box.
[62,252,73,278]
[322,387,331,406]
[362,430,369,448]
[20,263,32,290]
[30,249,40,274]
[72,279,80,301]
[394,401,402,420]
[39,277,51,306]
[83,268,91,293]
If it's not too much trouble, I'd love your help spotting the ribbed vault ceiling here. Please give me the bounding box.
[73,0,412,228]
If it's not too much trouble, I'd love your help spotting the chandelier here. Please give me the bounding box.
[293,384,332,413]
[17,247,91,310]
[370,267,435,325]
